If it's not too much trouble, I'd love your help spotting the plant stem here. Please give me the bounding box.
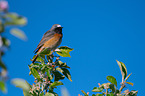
[119,82,125,93]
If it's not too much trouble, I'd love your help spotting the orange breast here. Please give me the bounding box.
[43,33,62,48]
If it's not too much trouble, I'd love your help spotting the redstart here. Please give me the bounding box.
[32,24,63,63]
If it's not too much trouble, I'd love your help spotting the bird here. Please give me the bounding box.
[32,24,63,63]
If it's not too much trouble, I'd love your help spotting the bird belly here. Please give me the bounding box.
[43,33,62,50]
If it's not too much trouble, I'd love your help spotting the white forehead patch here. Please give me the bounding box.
[57,25,61,27]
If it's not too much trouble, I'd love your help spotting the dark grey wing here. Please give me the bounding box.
[34,30,55,53]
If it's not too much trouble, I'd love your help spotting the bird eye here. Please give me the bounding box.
[57,25,61,27]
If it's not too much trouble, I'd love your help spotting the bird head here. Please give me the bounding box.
[51,24,63,30]
[51,24,63,34]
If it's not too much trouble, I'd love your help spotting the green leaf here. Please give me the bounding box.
[12,79,30,96]
[29,63,42,69]
[53,71,65,81]
[56,46,73,57]
[11,78,30,91]
[40,92,44,96]
[25,80,32,89]
[2,37,10,47]
[126,82,134,86]
[106,76,117,87]
[0,81,7,93]
[50,81,63,88]
[92,87,103,92]
[29,71,32,75]
[81,90,89,96]
[41,64,49,73]
[109,84,116,93]
[40,49,51,55]
[23,90,30,96]
[56,67,72,81]
[45,92,55,96]
[107,93,114,96]
[57,46,73,52]
[56,67,64,73]
[5,13,19,19]
[61,68,72,82]
[57,61,70,68]
[0,21,4,33]
[125,73,132,82]
[5,13,27,25]
[10,28,27,41]
[45,92,58,96]
[36,56,44,62]
[30,68,40,79]
[101,83,110,89]
[32,55,44,62]
[46,70,53,80]
[129,90,138,95]
[116,60,127,81]
[0,60,7,70]
[95,94,103,96]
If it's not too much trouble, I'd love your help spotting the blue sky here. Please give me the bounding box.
[1,0,145,95]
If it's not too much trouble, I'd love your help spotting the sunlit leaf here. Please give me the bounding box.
[46,70,53,80]
[92,87,103,92]
[101,83,110,89]
[2,37,10,47]
[23,90,30,96]
[12,78,31,96]
[57,61,70,68]
[0,81,7,93]
[30,68,40,79]
[29,63,42,69]
[45,92,58,96]
[56,46,73,57]
[106,76,117,87]
[50,81,63,88]
[5,13,27,25]
[116,60,127,81]
[126,82,134,86]
[11,78,30,91]
[10,28,27,41]
[5,13,18,19]
[129,90,138,95]
[45,92,55,96]
[25,80,32,89]
[125,73,132,82]
[41,64,49,73]
[81,90,89,96]
[56,67,63,73]
[61,68,72,82]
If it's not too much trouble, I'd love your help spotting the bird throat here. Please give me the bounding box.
[55,28,62,34]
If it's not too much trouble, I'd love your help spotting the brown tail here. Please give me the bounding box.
[32,54,38,63]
